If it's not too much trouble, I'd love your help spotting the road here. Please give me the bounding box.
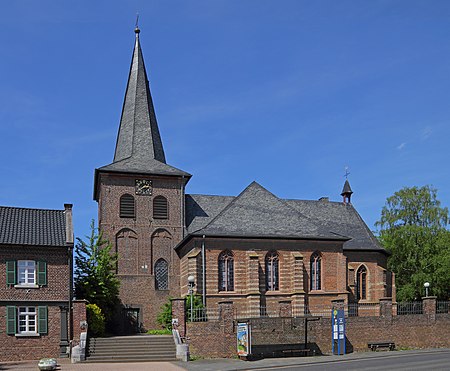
[246,350,450,370]
[183,349,450,371]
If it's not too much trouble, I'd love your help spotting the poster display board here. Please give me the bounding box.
[237,322,251,357]
[332,308,346,355]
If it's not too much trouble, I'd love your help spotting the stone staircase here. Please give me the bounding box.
[86,335,177,363]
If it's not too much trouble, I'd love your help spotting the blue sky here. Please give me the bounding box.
[1,0,449,240]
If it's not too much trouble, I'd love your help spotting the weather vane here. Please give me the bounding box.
[344,166,350,179]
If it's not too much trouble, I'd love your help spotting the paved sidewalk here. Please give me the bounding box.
[0,358,184,371]
[1,349,449,371]
[181,348,450,371]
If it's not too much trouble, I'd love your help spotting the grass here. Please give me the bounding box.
[146,328,172,335]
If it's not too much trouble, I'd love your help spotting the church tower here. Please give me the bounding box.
[93,26,191,330]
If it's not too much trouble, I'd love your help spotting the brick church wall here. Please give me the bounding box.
[186,303,450,358]
[179,237,351,313]
[97,172,185,329]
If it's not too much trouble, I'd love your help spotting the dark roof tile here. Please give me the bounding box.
[0,206,67,247]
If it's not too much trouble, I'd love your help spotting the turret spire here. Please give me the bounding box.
[341,179,353,204]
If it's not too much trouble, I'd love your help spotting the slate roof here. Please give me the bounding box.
[0,206,67,247]
[97,28,190,178]
[285,199,384,251]
[185,182,348,240]
[185,182,385,252]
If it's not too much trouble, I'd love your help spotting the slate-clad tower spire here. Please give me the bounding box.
[93,27,190,331]
[94,27,190,187]
[114,26,166,164]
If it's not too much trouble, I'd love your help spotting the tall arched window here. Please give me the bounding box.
[153,196,168,219]
[155,258,169,290]
[356,265,367,300]
[265,251,279,291]
[310,252,321,291]
[218,250,234,291]
[120,194,135,218]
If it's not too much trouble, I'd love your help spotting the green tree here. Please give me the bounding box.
[376,186,450,301]
[74,220,120,322]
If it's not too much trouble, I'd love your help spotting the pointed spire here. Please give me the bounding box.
[113,26,166,165]
[341,179,353,204]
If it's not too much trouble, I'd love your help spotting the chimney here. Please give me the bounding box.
[64,204,74,245]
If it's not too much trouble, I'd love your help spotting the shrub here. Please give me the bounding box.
[157,299,172,330]
[146,329,172,335]
[86,303,105,337]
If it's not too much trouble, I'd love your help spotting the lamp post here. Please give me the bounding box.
[424,282,430,297]
[188,275,195,322]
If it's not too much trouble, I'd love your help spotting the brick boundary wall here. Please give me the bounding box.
[72,299,87,347]
[182,297,450,358]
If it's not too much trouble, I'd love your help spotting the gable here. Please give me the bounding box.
[187,182,346,240]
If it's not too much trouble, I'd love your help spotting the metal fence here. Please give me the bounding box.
[188,307,220,322]
[436,301,450,314]
[396,302,423,315]
[188,300,448,322]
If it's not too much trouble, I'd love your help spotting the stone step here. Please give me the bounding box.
[86,356,178,363]
[86,335,177,363]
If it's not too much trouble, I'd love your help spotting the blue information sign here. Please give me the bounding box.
[331,308,346,355]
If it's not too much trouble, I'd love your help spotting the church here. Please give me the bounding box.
[94,27,395,330]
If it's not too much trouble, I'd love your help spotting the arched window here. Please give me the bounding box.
[218,250,234,291]
[155,258,169,290]
[120,194,135,218]
[153,196,168,219]
[265,251,279,291]
[310,252,321,291]
[356,266,367,300]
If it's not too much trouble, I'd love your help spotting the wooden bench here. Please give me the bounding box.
[368,341,395,351]
[282,349,314,357]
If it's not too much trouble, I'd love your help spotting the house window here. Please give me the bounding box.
[218,250,234,291]
[310,252,321,291]
[7,261,47,286]
[18,261,36,285]
[120,194,135,218]
[155,259,169,290]
[6,306,47,335]
[265,251,279,291]
[356,266,367,300]
[18,307,37,334]
[153,196,168,219]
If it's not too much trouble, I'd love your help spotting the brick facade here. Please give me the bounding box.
[178,237,387,314]
[0,246,72,362]
[97,172,187,329]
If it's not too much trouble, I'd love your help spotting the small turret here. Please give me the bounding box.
[341,179,353,204]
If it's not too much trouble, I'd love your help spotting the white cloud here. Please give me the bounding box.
[421,126,432,140]
[397,142,406,150]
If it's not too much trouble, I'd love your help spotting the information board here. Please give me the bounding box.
[331,308,346,355]
[237,322,251,357]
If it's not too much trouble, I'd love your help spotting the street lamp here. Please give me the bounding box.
[188,275,195,322]
[424,282,430,297]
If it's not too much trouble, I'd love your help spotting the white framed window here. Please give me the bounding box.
[18,260,36,285]
[18,306,37,334]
